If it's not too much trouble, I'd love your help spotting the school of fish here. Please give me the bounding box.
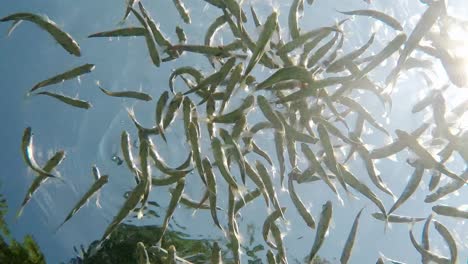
[3,0,468,263]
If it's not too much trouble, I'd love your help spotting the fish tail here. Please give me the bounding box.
[15,207,24,220]
[384,215,390,234]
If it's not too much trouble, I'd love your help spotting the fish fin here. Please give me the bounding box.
[6,20,22,37]
[95,192,102,209]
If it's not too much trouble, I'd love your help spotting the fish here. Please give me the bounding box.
[172,0,191,24]
[231,115,247,141]
[169,44,235,58]
[155,91,170,142]
[288,0,303,40]
[227,186,241,264]
[285,130,297,168]
[21,127,56,179]
[356,33,406,79]
[101,171,147,241]
[136,242,150,264]
[308,201,332,263]
[204,15,227,46]
[421,214,433,257]
[306,31,340,68]
[301,143,340,198]
[336,9,403,31]
[256,161,282,214]
[250,5,262,28]
[224,0,247,24]
[433,220,457,264]
[0,12,81,56]
[91,165,103,208]
[175,26,187,43]
[121,131,141,183]
[165,245,177,264]
[288,170,316,229]
[317,124,349,194]
[130,8,161,67]
[147,140,192,178]
[372,213,426,223]
[338,163,387,217]
[274,131,286,187]
[244,161,270,207]
[219,63,243,115]
[211,137,239,190]
[386,0,445,85]
[57,175,109,230]
[205,96,216,139]
[219,128,246,184]
[210,242,222,264]
[188,122,206,185]
[137,2,173,48]
[425,169,468,203]
[266,249,277,264]
[340,208,364,264]
[211,95,255,123]
[136,138,152,218]
[98,84,152,101]
[29,64,95,92]
[233,188,261,215]
[256,66,314,90]
[122,0,138,23]
[16,150,65,218]
[326,33,375,73]
[270,223,288,264]
[378,253,408,264]
[278,27,336,55]
[432,205,468,219]
[147,245,193,264]
[35,92,92,109]
[409,229,451,264]
[428,170,441,192]
[369,123,430,159]
[185,58,236,99]
[262,207,287,249]
[338,96,389,136]
[88,27,146,38]
[355,140,395,198]
[395,129,464,182]
[158,178,185,244]
[244,11,278,78]
[388,161,424,215]
[163,93,184,129]
[257,96,285,132]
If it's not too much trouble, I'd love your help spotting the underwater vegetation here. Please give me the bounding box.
[0,188,46,264]
[1,0,468,263]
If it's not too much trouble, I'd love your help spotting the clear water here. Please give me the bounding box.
[0,0,467,263]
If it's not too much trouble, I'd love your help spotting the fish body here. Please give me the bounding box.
[0,12,81,56]
[30,64,95,92]
[308,201,332,263]
[17,150,65,218]
[21,127,56,178]
[36,92,92,109]
[57,175,109,230]
[340,208,364,264]
[98,85,152,101]
[432,205,468,219]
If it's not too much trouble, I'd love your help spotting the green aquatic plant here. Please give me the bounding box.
[0,188,46,264]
